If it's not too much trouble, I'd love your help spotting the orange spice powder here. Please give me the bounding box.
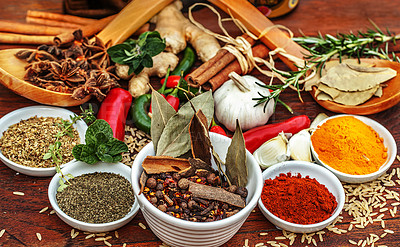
[311,116,387,175]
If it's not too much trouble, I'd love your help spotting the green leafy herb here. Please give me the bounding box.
[254,22,400,112]
[72,119,128,164]
[107,31,166,75]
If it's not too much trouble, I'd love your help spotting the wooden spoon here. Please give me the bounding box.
[209,0,400,115]
[0,0,172,107]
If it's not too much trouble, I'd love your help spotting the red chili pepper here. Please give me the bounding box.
[161,75,181,88]
[244,115,310,153]
[209,118,227,136]
[97,88,132,141]
[165,77,181,111]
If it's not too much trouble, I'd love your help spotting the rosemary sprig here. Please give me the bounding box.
[44,105,95,189]
[254,22,400,112]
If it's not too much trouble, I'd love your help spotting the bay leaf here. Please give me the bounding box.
[156,90,214,157]
[151,88,176,152]
[189,109,212,166]
[225,120,247,187]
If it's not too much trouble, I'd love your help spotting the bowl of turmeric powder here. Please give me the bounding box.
[310,114,397,183]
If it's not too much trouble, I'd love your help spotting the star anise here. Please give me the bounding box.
[85,36,112,68]
[45,58,86,87]
[15,50,57,63]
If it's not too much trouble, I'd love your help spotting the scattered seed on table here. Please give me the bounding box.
[95,237,105,241]
[138,222,146,229]
[36,233,42,241]
[85,234,95,239]
[104,240,112,247]
[49,209,56,214]
[0,229,5,238]
[259,232,268,236]
[39,207,48,213]
[114,231,119,238]
[13,192,24,196]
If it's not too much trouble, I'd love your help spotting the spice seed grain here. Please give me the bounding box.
[104,240,112,247]
[13,192,24,196]
[139,222,146,229]
[39,207,48,213]
[36,233,42,241]
[0,229,5,238]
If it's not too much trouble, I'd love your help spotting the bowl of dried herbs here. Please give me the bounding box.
[130,90,264,247]
[0,105,87,177]
[48,161,139,233]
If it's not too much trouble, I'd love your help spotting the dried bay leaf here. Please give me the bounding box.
[320,62,397,91]
[225,120,247,187]
[156,90,214,157]
[189,109,212,166]
[151,88,176,152]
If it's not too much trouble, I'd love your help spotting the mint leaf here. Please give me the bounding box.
[72,119,128,165]
[107,31,165,75]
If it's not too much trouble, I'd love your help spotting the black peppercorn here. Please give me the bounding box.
[237,187,248,198]
[156,183,164,191]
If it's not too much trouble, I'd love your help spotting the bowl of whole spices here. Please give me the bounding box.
[131,132,263,247]
[0,106,87,177]
[48,161,139,232]
[310,114,397,183]
[259,161,345,233]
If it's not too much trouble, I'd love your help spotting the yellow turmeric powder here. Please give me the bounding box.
[311,116,387,175]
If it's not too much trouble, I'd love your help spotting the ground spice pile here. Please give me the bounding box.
[56,172,134,223]
[0,116,79,168]
[311,116,387,175]
[261,172,337,225]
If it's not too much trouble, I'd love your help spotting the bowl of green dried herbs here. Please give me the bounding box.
[48,161,139,233]
[0,106,87,177]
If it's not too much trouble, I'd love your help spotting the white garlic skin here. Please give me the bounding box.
[213,75,274,132]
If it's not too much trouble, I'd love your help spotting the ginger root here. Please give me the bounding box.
[154,1,220,62]
[128,52,179,98]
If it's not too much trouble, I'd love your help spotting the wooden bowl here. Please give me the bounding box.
[0,48,90,107]
[311,59,400,115]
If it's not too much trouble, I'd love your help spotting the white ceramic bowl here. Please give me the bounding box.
[258,161,345,233]
[0,105,87,177]
[48,161,139,233]
[131,132,264,247]
[310,114,397,183]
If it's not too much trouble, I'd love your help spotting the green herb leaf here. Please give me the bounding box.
[72,119,128,165]
[107,31,166,75]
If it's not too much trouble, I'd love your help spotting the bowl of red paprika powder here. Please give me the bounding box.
[310,114,397,183]
[258,161,345,233]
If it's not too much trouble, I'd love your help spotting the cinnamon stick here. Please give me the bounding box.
[0,21,73,36]
[187,34,256,88]
[54,14,116,45]
[207,44,270,91]
[26,10,96,25]
[142,156,191,174]
[188,181,246,208]
[26,16,82,29]
[0,32,54,45]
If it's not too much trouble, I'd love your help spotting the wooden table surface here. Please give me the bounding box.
[1,0,400,246]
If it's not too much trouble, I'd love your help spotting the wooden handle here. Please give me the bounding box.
[97,0,173,45]
[208,0,308,71]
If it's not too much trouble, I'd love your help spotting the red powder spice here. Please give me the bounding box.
[261,172,337,225]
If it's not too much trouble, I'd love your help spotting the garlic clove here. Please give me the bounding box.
[253,132,290,169]
[310,113,329,130]
[287,129,312,162]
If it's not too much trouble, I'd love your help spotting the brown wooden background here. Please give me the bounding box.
[0,0,400,246]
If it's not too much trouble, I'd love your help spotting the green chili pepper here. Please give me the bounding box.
[130,94,152,134]
[171,46,196,76]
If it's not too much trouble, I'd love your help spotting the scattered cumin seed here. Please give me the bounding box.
[85,234,95,239]
[36,233,42,241]
[0,229,5,238]
[13,191,24,196]
[138,222,146,229]
[384,229,394,234]
[259,232,268,236]
[49,209,56,214]
[123,244,127,247]
[95,237,105,241]
[39,207,48,213]
[104,240,112,247]
[115,230,119,238]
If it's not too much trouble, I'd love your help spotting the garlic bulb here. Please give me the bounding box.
[253,132,290,169]
[287,129,312,162]
[213,72,274,132]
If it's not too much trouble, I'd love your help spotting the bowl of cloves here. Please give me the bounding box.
[131,132,264,247]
